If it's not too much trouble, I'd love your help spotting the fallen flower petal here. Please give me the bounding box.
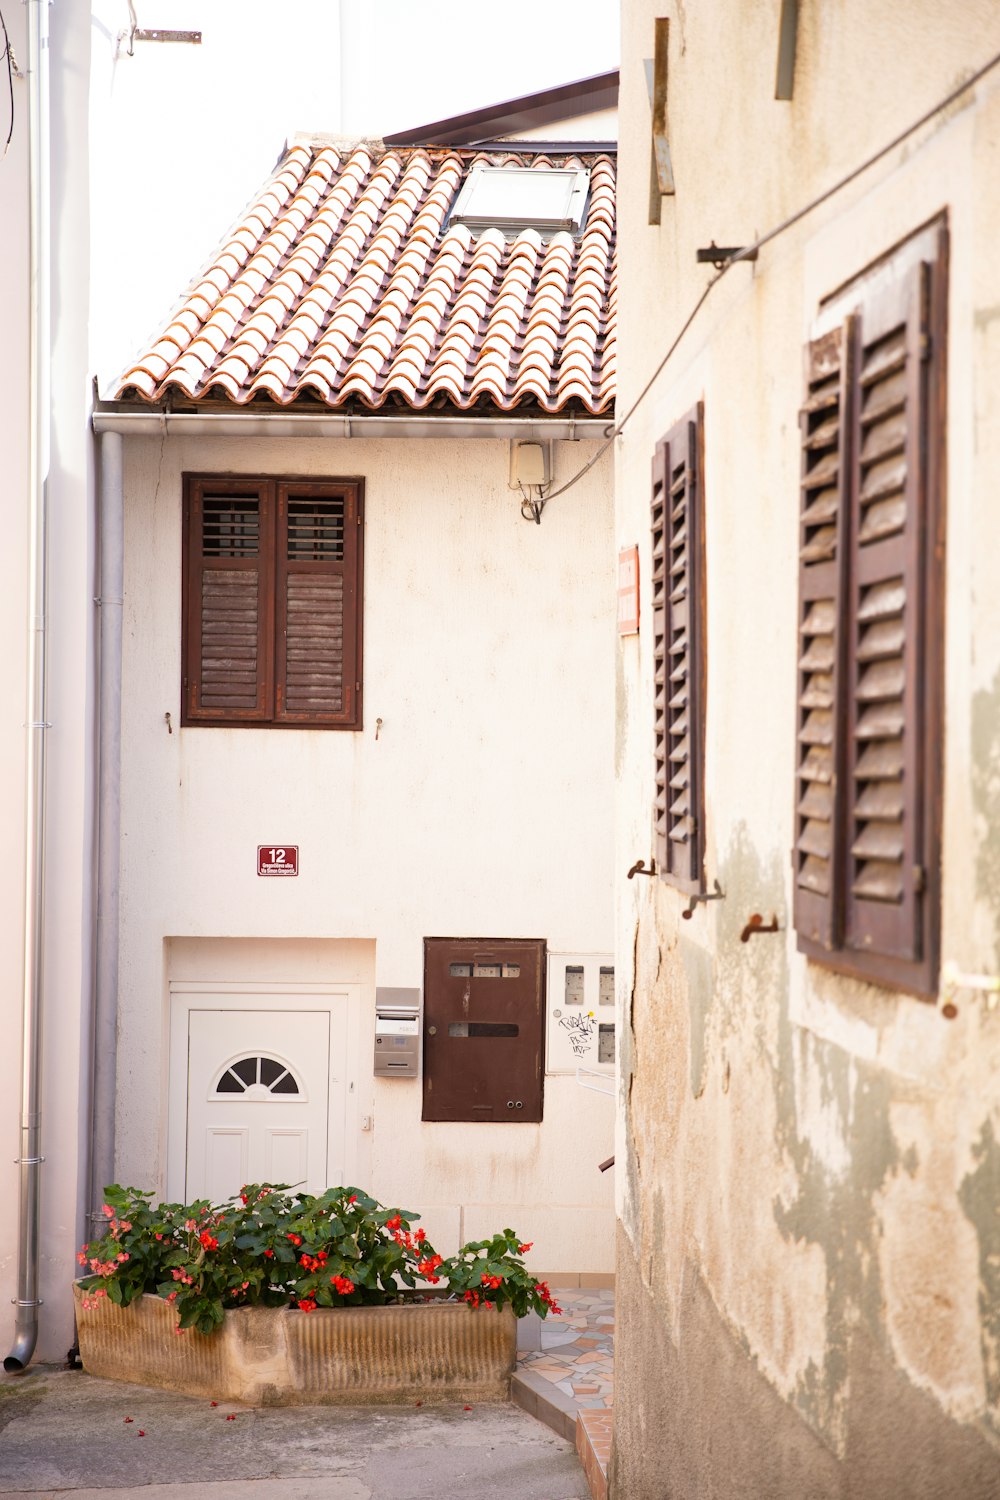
[137,1430,145,1437]
[210,1401,218,1407]
[124,1416,133,1424]
[226,1413,237,1421]
[463,1405,472,1412]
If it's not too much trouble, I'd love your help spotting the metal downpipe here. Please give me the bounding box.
[6,0,52,1376]
[89,432,124,1236]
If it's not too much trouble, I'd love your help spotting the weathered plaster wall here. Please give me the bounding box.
[613,1,1000,1492]
[116,433,615,1273]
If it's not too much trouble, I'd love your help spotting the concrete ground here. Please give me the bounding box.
[0,1368,588,1500]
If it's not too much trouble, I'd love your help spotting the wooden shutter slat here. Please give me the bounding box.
[792,324,851,948]
[652,406,705,891]
[843,261,930,962]
[184,481,272,723]
[275,485,361,726]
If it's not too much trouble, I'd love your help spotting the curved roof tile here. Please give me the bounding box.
[115,141,616,414]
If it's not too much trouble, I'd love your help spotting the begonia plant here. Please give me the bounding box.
[77,1183,561,1336]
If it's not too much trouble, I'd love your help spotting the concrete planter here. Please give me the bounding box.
[73,1284,516,1405]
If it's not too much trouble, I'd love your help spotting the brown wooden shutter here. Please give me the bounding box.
[183,477,273,723]
[274,481,362,728]
[843,263,931,966]
[792,325,852,949]
[653,406,705,890]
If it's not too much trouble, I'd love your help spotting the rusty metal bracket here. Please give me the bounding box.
[740,913,779,943]
[696,242,759,271]
[939,961,1000,1020]
[627,859,657,880]
[682,878,725,920]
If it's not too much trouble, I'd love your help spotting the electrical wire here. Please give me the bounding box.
[1,4,14,159]
[541,43,1000,509]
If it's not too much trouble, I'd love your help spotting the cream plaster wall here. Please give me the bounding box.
[0,1,99,1363]
[116,433,616,1273]
[615,0,1000,1475]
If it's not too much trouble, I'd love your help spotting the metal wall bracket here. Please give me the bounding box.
[696,242,759,271]
[134,29,202,43]
[682,878,725,920]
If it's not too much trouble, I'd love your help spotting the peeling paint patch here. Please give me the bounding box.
[679,935,713,1098]
[972,670,1000,967]
[958,1116,1000,1428]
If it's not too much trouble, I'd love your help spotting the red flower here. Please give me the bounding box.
[414,1228,426,1244]
[287,1233,302,1246]
[263,1248,274,1259]
[297,1297,317,1313]
[385,1214,402,1230]
[330,1275,354,1296]
[518,1242,533,1254]
[348,1194,357,1204]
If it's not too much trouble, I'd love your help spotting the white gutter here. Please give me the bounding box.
[6,0,52,1376]
[91,406,611,441]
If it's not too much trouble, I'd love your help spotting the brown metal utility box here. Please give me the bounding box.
[422,938,546,1122]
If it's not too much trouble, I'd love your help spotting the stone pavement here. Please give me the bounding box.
[0,1366,588,1500]
[513,1288,614,1500]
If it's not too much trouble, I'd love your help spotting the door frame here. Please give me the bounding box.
[167,981,362,1203]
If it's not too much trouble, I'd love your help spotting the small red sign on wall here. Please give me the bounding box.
[258,846,299,877]
[618,546,640,635]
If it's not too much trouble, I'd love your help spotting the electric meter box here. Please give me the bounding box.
[545,953,615,1075]
[374,988,421,1077]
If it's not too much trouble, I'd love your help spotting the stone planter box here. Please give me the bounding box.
[73,1284,516,1406]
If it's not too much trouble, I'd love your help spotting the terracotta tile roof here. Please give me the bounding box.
[116,142,616,416]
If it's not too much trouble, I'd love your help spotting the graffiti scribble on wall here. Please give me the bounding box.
[559,1012,597,1056]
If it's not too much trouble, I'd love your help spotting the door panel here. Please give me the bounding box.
[186,1009,330,1201]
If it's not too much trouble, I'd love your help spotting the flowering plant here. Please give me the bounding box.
[77,1183,560,1336]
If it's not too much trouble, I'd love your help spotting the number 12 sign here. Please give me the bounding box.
[257,846,299,877]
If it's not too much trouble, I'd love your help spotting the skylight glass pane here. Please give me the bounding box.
[450,166,590,236]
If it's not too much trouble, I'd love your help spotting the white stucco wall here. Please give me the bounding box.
[115,432,616,1274]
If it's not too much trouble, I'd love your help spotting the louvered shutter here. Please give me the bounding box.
[843,264,931,963]
[183,478,273,722]
[274,481,361,727]
[653,407,705,890]
[792,325,852,948]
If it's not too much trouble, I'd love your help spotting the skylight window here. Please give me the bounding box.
[450,165,590,237]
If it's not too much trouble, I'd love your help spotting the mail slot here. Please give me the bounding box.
[374,988,421,1078]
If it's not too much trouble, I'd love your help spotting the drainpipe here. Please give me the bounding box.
[6,0,52,1375]
[89,432,124,1234]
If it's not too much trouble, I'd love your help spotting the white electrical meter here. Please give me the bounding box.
[545,953,615,1075]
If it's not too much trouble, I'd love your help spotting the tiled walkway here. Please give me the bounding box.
[513,1288,614,1499]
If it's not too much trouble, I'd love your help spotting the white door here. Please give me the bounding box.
[185,1008,331,1202]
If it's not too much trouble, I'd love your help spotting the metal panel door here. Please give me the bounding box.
[186,1009,330,1201]
[422,938,545,1122]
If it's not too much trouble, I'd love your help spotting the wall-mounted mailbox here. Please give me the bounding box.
[374,988,421,1077]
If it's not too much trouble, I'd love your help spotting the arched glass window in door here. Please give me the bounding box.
[213,1055,301,1096]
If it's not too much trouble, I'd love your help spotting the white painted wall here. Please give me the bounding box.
[116,433,616,1273]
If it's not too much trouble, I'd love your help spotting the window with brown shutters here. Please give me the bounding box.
[652,404,706,892]
[182,475,363,729]
[792,221,946,997]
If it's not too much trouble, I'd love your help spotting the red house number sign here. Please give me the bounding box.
[257,846,299,877]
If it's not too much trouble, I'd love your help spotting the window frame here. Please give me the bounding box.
[792,219,948,998]
[652,403,707,894]
[181,473,364,731]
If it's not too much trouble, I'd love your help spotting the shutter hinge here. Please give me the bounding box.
[920,332,932,362]
[913,864,926,894]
